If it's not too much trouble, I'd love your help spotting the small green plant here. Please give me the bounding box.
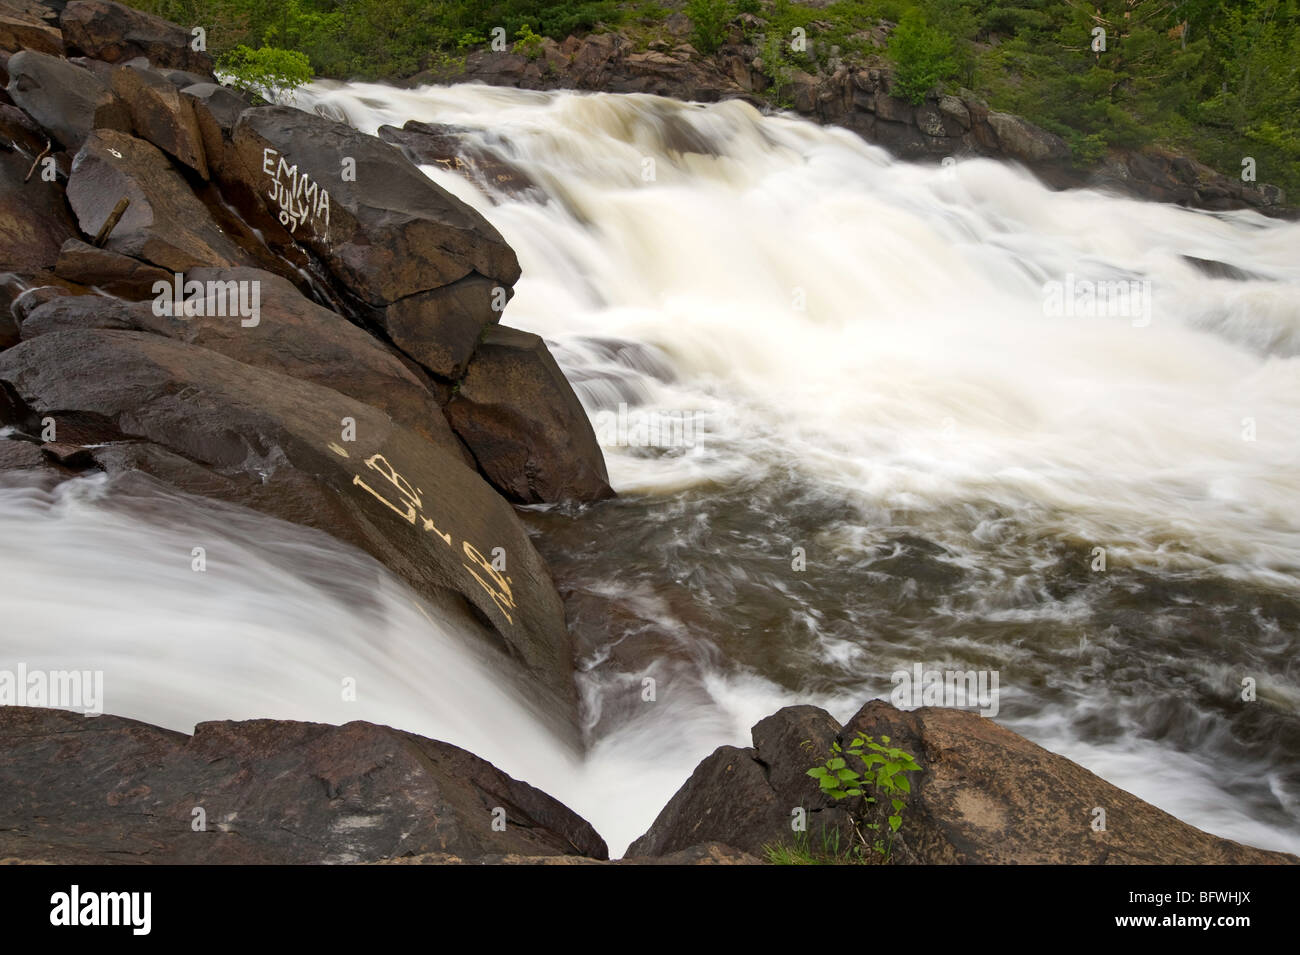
[806,732,921,860]
[513,24,546,59]
[457,30,488,50]
[216,45,314,104]
[764,824,867,865]
[885,11,957,106]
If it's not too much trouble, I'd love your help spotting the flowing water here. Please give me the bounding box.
[4,81,1299,857]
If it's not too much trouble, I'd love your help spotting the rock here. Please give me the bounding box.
[937,94,970,131]
[52,237,173,299]
[66,128,253,271]
[873,88,914,124]
[631,701,1300,864]
[986,111,1069,164]
[229,106,520,308]
[377,120,541,201]
[4,49,130,150]
[110,62,208,177]
[0,148,77,271]
[0,707,606,863]
[627,705,851,858]
[380,272,504,380]
[0,438,45,470]
[39,440,95,467]
[22,267,462,447]
[59,0,213,75]
[0,328,579,722]
[447,325,614,504]
[0,5,63,56]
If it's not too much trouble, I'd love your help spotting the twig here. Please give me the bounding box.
[93,197,131,247]
[23,140,51,183]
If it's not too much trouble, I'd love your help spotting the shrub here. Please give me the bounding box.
[886,11,957,105]
[217,45,314,103]
[687,0,733,55]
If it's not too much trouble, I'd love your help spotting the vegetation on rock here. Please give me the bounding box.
[130,0,1299,199]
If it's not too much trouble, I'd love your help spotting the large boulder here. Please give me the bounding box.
[631,701,1300,864]
[228,106,519,309]
[110,62,208,177]
[627,705,850,858]
[59,0,213,75]
[21,267,460,447]
[66,128,253,271]
[0,328,579,723]
[4,50,130,150]
[0,707,606,863]
[985,111,1069,164]
[447,325,614,504]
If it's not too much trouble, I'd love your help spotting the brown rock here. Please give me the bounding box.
[0,6,63,56]
[229,106,520,308]
[447,325,614,504]
[4,49,130,150]
[66,128,253,271]
[23,267,462,447]
[52,237,173,299]
[627,705,850,858]
[110,62,208,177]
[0,148,76,271]
[59,0,213,75]
[631,701,1299,864]
[381,272,505,380]
[0,707,606,863]
[0,328,579,722]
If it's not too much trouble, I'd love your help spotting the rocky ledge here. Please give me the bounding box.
[445,17,1289,217]
[1,1,613,731]
[3,703,1294,865]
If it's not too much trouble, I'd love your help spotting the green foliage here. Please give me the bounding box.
[764,825,868,865]
[216,44,314,102]
[127,0,1300,197]
[806,733,921,859]
[686,0,734,54]
[886,10,957,105]
[513,23,546,58]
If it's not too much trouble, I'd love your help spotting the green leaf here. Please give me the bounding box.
[889,815,902,832]
[827,757,846,771]
[891,798,904,811]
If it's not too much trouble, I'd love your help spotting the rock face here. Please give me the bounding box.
[228,107,519,302]
[59,0,214,75]
[447,325,614,504]
[0,329,579,720]
[0,2,615,736]
[66,129,252,270]
[630,702,1300,864]
[110,61,209,177]
[4,50,130,150]
[0,706,606,863]
[51,237,173,298]
[19,268,459,447]
[0,147,77,270]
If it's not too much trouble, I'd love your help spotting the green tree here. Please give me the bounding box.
[887,10,957,105]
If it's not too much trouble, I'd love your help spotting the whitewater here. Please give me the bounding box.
[2,81,1297,857]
